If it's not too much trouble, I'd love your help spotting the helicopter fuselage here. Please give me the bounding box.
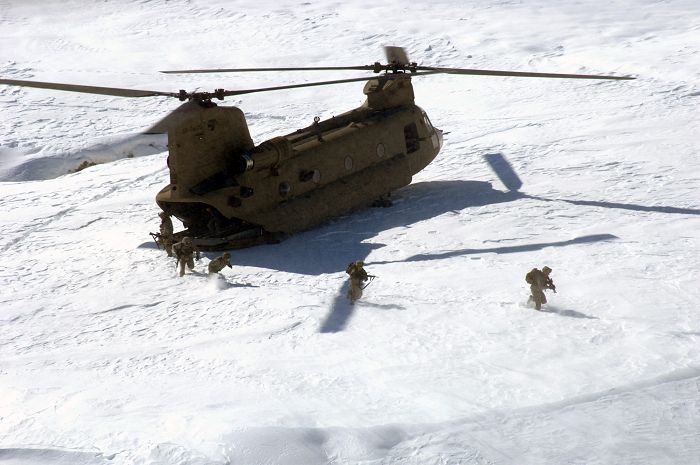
[156,74,443,248]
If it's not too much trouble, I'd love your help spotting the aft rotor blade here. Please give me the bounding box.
[160,65,379,74]
[415,66,635,80]
[144,101,204,134]
[0,78,179,98]
[384,46,410,66]
[219,71,439,97]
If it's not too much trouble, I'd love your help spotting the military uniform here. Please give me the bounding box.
[173,236,200,277]
[205,207,223,235]
[158,212,174,257]
[208,252,232,274]
[526,266,555,310]
[346,261,369,303]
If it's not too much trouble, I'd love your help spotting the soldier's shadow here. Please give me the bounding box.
[319,281,404,333]
[541,306,598,320]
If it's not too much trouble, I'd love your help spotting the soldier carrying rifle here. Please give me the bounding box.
[173,236,200,277]
[525,265,556,311]
[151,212,175,256]
[346,261,377,304]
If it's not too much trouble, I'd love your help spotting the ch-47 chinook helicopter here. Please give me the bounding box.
[0,47,633,249]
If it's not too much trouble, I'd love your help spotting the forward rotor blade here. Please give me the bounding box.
[0,78,179,98]
[160,65,378,74]
[219,71,440,97]
[415,66,635,80]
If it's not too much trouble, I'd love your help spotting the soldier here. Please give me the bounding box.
[525,265,556,310]
[346,260,369,304]
[208,252,232,274]
[173,236,200,277]
[158,211,174,257]
[205,207,223,235]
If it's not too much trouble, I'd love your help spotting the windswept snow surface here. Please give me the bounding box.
[1,1,700,464]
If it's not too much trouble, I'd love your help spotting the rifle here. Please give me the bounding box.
[149,232,162,250]
[545,278,557,293]
[362,275,378,290]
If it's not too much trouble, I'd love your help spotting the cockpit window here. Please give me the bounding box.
[422,111,434,131]
[404,122,420,153]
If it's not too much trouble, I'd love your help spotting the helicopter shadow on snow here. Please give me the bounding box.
[233,179,522,276]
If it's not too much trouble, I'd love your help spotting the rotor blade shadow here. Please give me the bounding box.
[532,196,700,216]
[484,152,699,215]
[0,133,166,182]
[367,234,618,265]
[484,152,523,192]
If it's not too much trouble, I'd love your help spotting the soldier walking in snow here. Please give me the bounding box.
[158,211,175,257]
[526,265,556,310]
[173,236,200,277]
[346,260,369,304]
[208,252,232,274]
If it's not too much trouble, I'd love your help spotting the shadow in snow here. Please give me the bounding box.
[320,281,353,333]
[0,134,166,182]
[0,448,114,464]
[485,152,700,216]
[234,180,519,276]
[320,281,404,333]
[542,306,599,320]
[533,196,700,216]
[137,240,161,250]
[368,234,618,266]
[361,302,406,310]
[670,331,700,338]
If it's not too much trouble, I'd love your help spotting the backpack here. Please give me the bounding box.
[525,270,536,284]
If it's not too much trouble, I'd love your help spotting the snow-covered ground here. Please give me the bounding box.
[1,1,699,464]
